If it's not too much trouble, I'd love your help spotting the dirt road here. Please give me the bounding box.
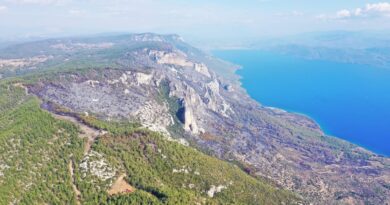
[51,113,101,154]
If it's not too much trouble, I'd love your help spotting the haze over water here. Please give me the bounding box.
[214,50,390,156]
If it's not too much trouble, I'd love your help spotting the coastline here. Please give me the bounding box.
[212,49,389,157]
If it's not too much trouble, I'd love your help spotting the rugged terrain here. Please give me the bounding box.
[0,33,389,204]
[0,76,299,204]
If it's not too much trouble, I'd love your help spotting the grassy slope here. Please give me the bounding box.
[0,80,300,204]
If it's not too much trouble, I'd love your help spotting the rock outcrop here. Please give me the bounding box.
[19,33,390,204]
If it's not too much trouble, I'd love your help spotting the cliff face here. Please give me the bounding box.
[4,33,389,204]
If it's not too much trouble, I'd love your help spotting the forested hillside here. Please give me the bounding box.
[0,80,299,204]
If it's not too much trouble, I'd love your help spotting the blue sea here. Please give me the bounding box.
[213,50,390,156]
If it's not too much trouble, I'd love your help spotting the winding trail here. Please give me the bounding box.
[13,83,95,204]
[50,113,101,154]
[50,113,102,204]
[54,113,135,198]
[15,83,134,202]
[68,160,81,205]
[12,82,100,154]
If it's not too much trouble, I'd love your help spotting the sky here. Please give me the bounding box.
[0,0,390,43]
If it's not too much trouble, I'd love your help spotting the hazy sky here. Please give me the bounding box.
[0,0,390,42]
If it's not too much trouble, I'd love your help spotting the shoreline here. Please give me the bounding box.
[212,49,389,157]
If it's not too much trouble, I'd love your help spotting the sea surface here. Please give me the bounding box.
[213,50,390,156]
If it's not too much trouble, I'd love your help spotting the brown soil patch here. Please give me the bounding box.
[108,173,135,196]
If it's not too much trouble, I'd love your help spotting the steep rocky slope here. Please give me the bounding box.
[0,79,299,204]
[1,33,389,204]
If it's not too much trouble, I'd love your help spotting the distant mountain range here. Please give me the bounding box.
[247,31,390,69]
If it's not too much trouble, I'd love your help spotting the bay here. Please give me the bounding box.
[214,50,390,156]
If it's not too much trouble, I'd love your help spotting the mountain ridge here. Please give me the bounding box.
[0,33,389,204]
